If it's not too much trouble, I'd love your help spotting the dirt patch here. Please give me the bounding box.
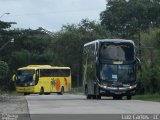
[0,95,30,120]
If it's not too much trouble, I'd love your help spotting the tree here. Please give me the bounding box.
[0,21,15,51]
[100,0,160,38]
[138,28,160,94]
[0,61,9,90]
[0,20,16,91]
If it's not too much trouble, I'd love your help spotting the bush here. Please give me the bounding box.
[0,61,9,91]
[139,28,160,94]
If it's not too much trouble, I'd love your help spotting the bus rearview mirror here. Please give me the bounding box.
[33,74,36,80]
[136,57,141,70]
[12,74,16,81]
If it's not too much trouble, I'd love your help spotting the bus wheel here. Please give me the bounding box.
[57,87,64,95]
[60,87,64,95]
[85,87,91,99]
[127,95,132,100]
[97,95,101,100]
[87,95,91,99]
[39,87,44,95]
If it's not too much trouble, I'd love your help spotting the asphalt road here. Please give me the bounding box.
[25,94,160,120]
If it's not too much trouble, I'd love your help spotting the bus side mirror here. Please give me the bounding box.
[136,57,141,70]
[33,74,36,80]
[12,74,16,81]
[33,72,39,82]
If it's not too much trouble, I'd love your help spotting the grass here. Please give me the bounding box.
[71,87,83,94]
[133,94,160,102]
[0,89,23,96]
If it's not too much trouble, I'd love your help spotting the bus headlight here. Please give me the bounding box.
[29,81,35,86]
[129,84,137,89]
[30,83,33,86]
[103,85,107,88]
[98,83,107,89]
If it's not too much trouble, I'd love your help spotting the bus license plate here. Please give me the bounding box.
[115,92,122,94]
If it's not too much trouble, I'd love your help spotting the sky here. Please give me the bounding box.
[0,0,106,31]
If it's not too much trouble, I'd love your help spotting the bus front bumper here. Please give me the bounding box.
[98,84,136,96]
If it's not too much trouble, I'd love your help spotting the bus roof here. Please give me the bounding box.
[84,39,135,47]
[18,65,70,70]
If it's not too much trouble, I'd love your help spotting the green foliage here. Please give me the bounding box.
[0,61,9,79]
[0,61,9,91]
[139,28,160,94]
[0,22,15,56]
[0,21,12,30]
[10,50,31,69]
[133,94,160,102]
[100,0,160,38]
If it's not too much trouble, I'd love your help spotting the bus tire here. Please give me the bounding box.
[57,87,64,95]
[85,86,91,99]
[97,95,101,100]
[39,87,44,95]
[87,95,92,99]
[84,85,88,95]
[93,84,97,99]
[127,95,132,100]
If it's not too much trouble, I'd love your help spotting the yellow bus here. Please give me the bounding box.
[12,65,71,95]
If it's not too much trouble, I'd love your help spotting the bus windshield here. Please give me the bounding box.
[16,70,35,86]
[100,64,135,83]
[100,42,134,61]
